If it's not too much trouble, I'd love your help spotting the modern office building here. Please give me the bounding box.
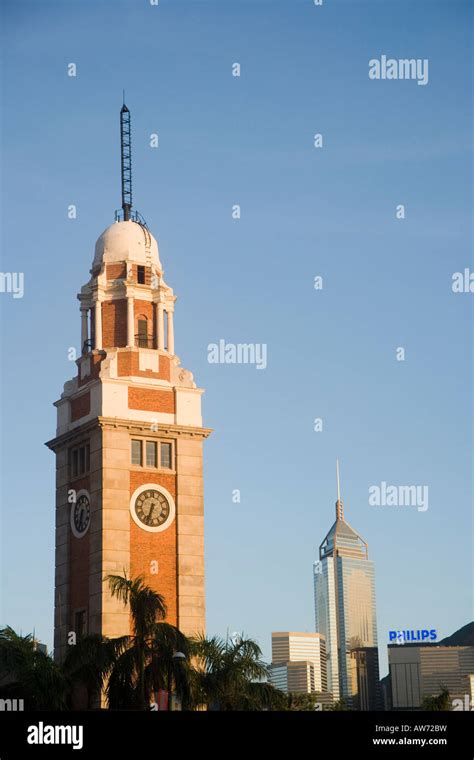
[32,640,48,656]
[389,643,474,709]
[270,661,320,695]
[270,632,327,694]
[348,647,382,710]
[313,463,380,707]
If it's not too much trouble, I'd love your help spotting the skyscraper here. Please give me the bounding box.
[46,104,211,665]
[313,462,380,708]
[270,632,327,694]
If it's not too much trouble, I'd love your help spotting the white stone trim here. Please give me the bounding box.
[157,302,165,350]
[167,309,174,355]
[127,296,134,347]
[94,298,102,350]
[80,307,89,346]
[139,350,159,373]
[129,483,176,533]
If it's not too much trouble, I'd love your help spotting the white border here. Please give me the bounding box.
[129,483,176,533]
[70,489,92,539]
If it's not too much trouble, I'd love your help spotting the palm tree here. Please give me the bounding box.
[0,626,67,710]
[287,692,323,711]
[190,633,282,710]
[421,687,452,711]
[105,572,192,710]
[62,633,127,709]
[330,698,350,710]
[145,623,192,709]
[105,573,167,709]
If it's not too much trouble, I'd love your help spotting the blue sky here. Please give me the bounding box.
[0,0,472,677]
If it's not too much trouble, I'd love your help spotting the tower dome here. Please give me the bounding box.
[92,220,161,272]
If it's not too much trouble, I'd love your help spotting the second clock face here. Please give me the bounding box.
[134,489,170,529]
[71,492,91,537]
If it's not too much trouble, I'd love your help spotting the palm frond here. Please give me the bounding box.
[105,573,167,638]
[106,646,139,710]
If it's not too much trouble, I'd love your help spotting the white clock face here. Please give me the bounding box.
[71,490,91,538]
[135,490,170,528]
[130,484,176,533]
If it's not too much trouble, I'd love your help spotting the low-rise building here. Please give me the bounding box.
[389,643,474,709]
[269,632,327,694]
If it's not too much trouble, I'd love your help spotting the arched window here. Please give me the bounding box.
[136,315,148,348]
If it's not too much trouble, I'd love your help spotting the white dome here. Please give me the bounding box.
[92,221,161,271]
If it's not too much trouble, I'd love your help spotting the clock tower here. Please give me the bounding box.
[46,104,211,663]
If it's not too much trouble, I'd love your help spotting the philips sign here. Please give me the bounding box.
[389,629,437,644]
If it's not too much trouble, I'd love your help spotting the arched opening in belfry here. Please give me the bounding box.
[136,315,149,348]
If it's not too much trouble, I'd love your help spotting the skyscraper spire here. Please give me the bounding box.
[336,458,344,520]
[120,100,132,221]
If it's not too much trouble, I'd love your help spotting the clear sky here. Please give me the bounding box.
[0,0,472,678]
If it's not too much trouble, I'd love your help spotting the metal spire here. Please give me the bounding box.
[336,458,344,520]
[120,98,132,221]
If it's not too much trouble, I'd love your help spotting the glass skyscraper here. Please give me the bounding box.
[314,468,380,708]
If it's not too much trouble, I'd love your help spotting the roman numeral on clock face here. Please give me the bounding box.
[134,488,170,529]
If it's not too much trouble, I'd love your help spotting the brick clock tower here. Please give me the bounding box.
[46,105,211,663]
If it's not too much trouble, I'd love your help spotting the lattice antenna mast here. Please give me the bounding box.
[336,458,344,521]
[120,101,132,221]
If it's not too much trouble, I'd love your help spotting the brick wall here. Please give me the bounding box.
[71,392,91,421]
[106,263,127,281]
[69,475,90,632]
[117,350,171,381]
[130,471,178,626]
[128,387,175,414]
[102,299,127,348]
